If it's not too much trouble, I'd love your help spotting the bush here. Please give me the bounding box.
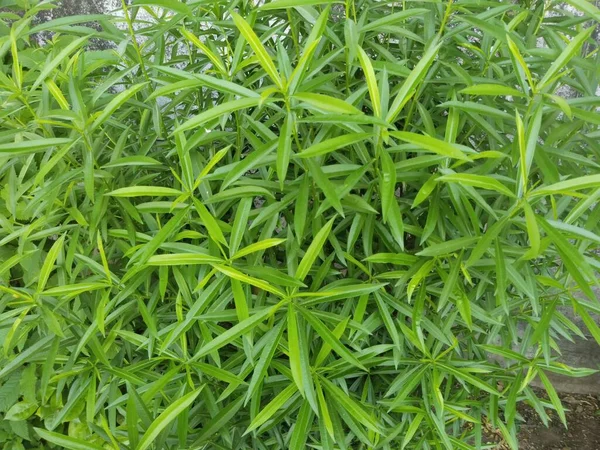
[1,0,599,448]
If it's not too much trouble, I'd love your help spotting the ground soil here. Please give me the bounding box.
[517,392,600,450]
[491,391,600,449]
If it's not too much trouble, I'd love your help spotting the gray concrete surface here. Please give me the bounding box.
[540,336,600,394]
[529,301,600,395]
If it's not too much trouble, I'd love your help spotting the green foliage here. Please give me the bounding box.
[0,0,599,448]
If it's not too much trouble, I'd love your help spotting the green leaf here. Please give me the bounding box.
[537,370,566,427]
[437,173,515,197]
[466,213,510,266]
[401,413,424,449]
[31,36,89,91]
[390,131,470,161]
[106,186,183,197]
[245,383,298,433]
[506,35,534,91]
[296,305,366,370]
[260,0,342,10]
[102,156,162,168]
[34,429,103,450]
[0,138,72,156]
[520,103,543,197]
[478,345,527,362]
[175,98,261,133]
[564,0,600,20]
[315,316,349,366]
[573,300,600,346]
[298,132,371,158]
[146,253,223,266]
[154,70,258,99]
[531,174,600,197]
[205,186,275,204]
[134,0,191,13]
[294,175,310,242]
[380,148,397,222]
[191,362,246,385]
[92,82,148,130]
[231,11,283,89]
[295,217,335,281]
[364,253,417,265]
[136,387,203,450]
[228,197,252,257]
[179,30,227,75]
[299,113,391,128]
[245,322,285,404]
[522,202,540,259]
[357,47,381,117]
[437,101,512,120]
[287,306,306,394]
[288,39,321,95]
[416,237,479,257]
[294,92,362,115]
[289,401,315,450]
[537,27,594,90]
[42,282,109,297]
[193,305,278,360]
[139,210,188,262]
[538,217,596,300]
[530,299,558,345]
[305,159,344,215]
[459,84,524,97]
[407,259,435,302]
[320,377,382,434]
[193,198,228,246]
[386,38,441,122]
[277,113,294,189]
[38,234,65,292]
[412,174,438,208]
[456,291,472,330]
[5,402,37,421]
[361,9,429,33]
[232,238,286,260]
[515,110,527,195]
[437,364,499,395]
[212,264,285,297]
[222,141,276,190]
[191,396,245,444]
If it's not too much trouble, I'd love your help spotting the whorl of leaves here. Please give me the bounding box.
[1,0,599,448]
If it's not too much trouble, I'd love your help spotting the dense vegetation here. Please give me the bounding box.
[1,0,599,448]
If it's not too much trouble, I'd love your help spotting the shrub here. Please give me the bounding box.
[0,0,599,448]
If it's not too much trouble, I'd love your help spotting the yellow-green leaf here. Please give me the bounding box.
[231,11,283,89]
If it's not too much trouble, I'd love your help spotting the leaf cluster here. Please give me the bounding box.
[0,0,599,449]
